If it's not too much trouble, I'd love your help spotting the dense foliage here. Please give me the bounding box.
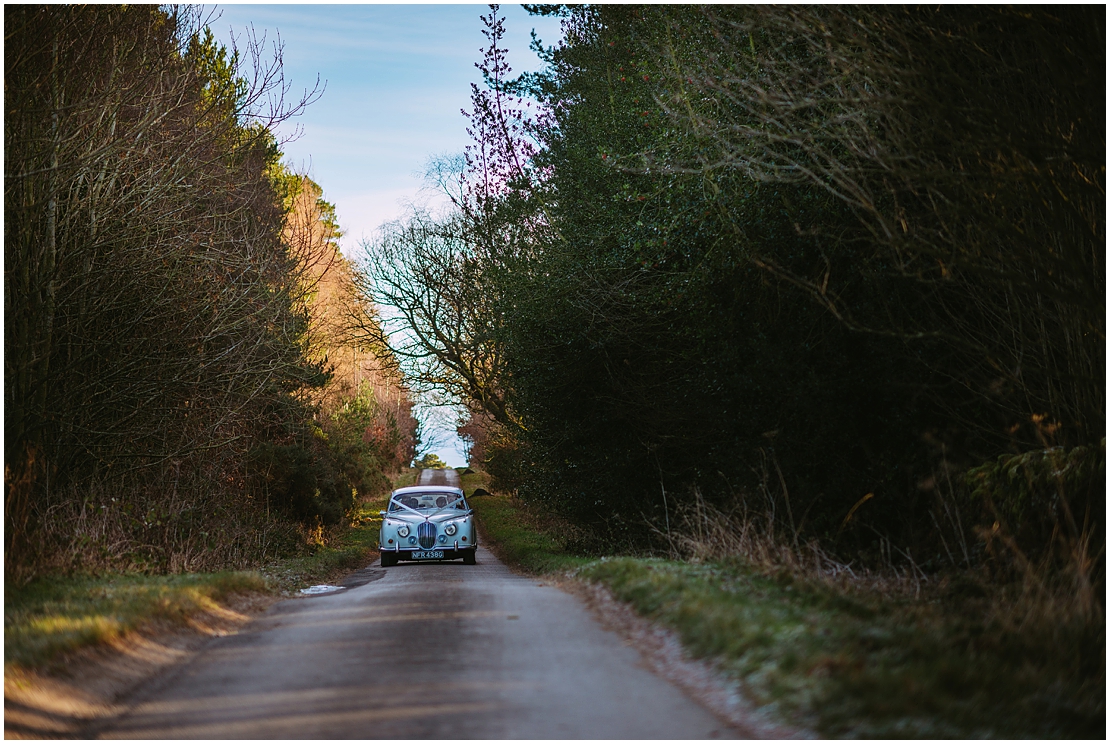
[365,6,1103,581]
[5,6,415,580]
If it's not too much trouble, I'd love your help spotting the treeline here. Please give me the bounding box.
[5,5,415,581]
[363,5,1104,593]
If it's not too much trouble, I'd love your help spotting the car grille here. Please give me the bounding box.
[417,521,436,549]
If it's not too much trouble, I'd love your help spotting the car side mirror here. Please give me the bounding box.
[465,509,474,516]
[378,510,387,516]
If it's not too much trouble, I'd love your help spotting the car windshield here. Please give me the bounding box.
[389,492,467,512]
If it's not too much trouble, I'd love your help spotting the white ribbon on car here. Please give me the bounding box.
[387,494,469,521]
[430,495,469,519]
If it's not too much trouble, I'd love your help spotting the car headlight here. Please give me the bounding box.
[445,523,458,536]
[397,525,410,538]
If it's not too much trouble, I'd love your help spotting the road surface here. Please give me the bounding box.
[99,470,737,738]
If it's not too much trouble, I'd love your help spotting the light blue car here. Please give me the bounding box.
[378,486,477,566]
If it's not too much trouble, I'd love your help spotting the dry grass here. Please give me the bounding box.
[655,488,924,597]
[8,469,306,586]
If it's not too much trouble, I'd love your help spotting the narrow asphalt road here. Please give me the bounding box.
[99,470,737,738]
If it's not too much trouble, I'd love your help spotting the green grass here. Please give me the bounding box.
[257,500,384,594]
[5,571,267,670]
[464,470,1104,738]
[579,558,1102,738]
[462,472,592,574]
[5,497,389,672]
[393,467,418,489]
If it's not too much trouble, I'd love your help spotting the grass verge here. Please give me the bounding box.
[393,467,419,489]
[466,473,1104,738]
[580,558,1102,738]
[461,471,592,574]
[257,500,384,594]
[6,496,389,673]
[4,570,267,670]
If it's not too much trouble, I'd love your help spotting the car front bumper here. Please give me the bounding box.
[379,544,476,561]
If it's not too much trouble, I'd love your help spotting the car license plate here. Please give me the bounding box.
[411,550,444,560]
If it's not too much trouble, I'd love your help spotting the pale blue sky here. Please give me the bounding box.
[208,4,563,466]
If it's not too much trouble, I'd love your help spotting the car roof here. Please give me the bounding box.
[390,485,464,497]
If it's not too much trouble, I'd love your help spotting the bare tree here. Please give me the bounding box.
[353,208,515,429]
[350,6,550,436]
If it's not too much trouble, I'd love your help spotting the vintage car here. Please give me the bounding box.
[378,485,477,566]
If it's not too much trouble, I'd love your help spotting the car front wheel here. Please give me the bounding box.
[380,551,398,567]
[462,548,477,565]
